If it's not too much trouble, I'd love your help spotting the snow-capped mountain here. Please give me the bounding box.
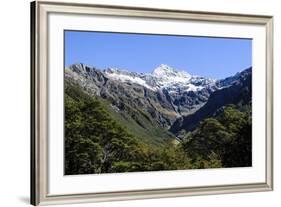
[65,63,251,128]
[170,67,252,134]
[104,63,216,93]
[152,64,192,84]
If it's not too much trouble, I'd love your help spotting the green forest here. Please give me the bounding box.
[65,83,252,175]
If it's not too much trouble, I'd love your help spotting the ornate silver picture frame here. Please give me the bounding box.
[31,1,273,205]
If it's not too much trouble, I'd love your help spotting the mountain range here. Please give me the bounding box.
[65,63,252,144]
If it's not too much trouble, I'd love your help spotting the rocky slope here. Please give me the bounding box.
[65,63,252,141]
[169,67,252,134]
[65,63,218,128]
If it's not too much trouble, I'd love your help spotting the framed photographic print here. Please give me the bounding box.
[31,0,273,205]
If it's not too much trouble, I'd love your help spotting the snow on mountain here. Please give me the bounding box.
[104,64,215,92]
[104,68,155,91]
[151,64,193,89]
[152,64,191,80]
[66,63,226,126]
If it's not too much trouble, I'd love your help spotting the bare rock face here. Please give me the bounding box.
[65,63,218,128]
[65,63,251,131]
[170,67,252,134]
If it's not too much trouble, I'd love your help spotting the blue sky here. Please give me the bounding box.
[65,30,252,79]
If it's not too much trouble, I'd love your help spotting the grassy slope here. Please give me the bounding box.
[98,97,176,147]
[65,77,176,147]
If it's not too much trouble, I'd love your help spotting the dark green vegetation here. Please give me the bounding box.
[65,81,251,175]
[180,105,252,168]
[65,82,191,174]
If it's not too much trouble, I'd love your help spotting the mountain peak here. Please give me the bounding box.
[152,64,191,80]
[69,63,91,74]
[152,64,175,75]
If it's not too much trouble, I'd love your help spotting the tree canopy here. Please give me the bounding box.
[65,83,251,174]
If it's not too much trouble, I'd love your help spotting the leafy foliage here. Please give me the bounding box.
[181,105,252,168]
[65,82,251,175]
[65,83,191,174]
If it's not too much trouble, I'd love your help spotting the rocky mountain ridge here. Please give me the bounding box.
[65,63,220,127]
[104,63,217,92]
[65,63,251,131]
[170,67,252,134]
